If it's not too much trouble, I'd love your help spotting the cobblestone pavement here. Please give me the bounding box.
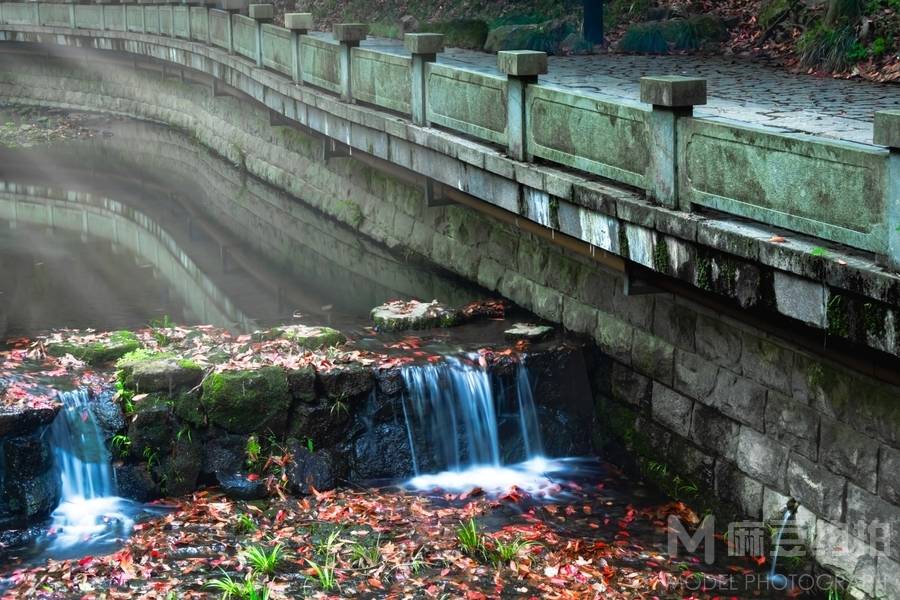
[355,35,899,146]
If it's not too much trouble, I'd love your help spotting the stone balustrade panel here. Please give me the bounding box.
[526,84,652,191]
[300,35,341,95]
[208,9,228,51]
[189,6,208,43]
[173,5,189,39]
[38,3,69,27]
[75,5,102,30]
[159,5,173,37]
[231,14,256,62]
[678,117,890,254]
[425,62,508,146]
[1,3,33,25]
[261,23,292,77]
[350,47,411,116]
[125,5,142,33]
[143,5,158,35]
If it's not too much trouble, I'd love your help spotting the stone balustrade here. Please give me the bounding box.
[3,1,893,269]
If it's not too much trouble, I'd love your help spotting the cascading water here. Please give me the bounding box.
[401,355,563,493]
[41,389,137,559]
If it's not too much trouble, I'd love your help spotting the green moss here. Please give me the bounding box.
[47,330,142,365]
[653,239,670,273]
[862,301,888,339]
[826,293,851,338]
[201,367,291,434]
[618,225,630,258]
[422,19,489,50]
[696,256,712,291]
[548,197,560,230]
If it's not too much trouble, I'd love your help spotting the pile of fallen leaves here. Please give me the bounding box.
[0,105,102,149]
[1,463,778,599]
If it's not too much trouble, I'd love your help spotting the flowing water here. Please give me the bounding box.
[401,356,562,494]
[37,389,142,560]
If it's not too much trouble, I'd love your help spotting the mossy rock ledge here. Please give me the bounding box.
[116,350,203,393]
[200,367,291,434]
[371,300,462,331]
[46,330,142,365]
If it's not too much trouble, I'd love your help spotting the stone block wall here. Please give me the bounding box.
[0,53,898,598]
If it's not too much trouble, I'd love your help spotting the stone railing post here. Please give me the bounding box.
[95,0,106,30]
[219,0,246,53]
[285,12,312,83]
[405,33,443,126]
[248,3,272,67]
[874,110,900,271]
[31,1,38,26]
[333,23,367,102]
[498,50,547,161]
[66,0,76,29]
[640,75,706,211]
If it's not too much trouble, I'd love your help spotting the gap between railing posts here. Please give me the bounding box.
[248,3,272,67]
[498,50,547,161]
[284,12,312,83]
[333,22,366,102]
[640,75,706,211]
[874,110,900,271]
[405,33,444,127]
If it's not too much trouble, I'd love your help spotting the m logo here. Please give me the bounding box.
[668,515,715,564]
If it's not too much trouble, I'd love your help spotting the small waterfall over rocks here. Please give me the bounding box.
[400,355,561,493]
[41,389,136,559]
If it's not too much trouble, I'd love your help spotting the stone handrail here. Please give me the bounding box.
[0,1,897,268]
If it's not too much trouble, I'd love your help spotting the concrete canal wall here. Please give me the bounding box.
[0,8,899,596]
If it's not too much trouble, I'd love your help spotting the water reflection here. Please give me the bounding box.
[0,116,482,339]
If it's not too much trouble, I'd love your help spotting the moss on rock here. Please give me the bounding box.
[201,367,291,434]
[116,350,203,394]
[47,330,141,365]
[371,300,462,332]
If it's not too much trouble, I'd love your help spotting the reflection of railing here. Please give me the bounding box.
[0,2,897,268]
[0,181,256,331]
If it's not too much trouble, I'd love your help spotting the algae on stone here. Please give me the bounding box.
[371,300,462,331]
[201,367,291,434]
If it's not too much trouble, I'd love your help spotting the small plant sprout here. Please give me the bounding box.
[492,536,536,564]
[207,570,270,600]
[350,536,381,568]
[246,435,262,468]
[811,246,828,257]
[456,519,487,560]
[234,513,256,534]
[111,434,131,455]
[306,558,337,591]
[242,543,283,576]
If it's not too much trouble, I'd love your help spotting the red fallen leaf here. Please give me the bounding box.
[768,235,787,243]
[78,556,93,567]
[752,555,766,566]
[275,510,286,524]
[367,577,384,589]
[247,473,260,481]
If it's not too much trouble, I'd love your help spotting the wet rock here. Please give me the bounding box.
[287,444,337,494]
[90,391,126,437]
[3,435,53,478]
[201,367,291,434]
[350,422,414,480]
[201,431,248,479]
[117,351,203,394]
[318,362,375,400]
[217,472,266,500]
[46,330,141,365]
[287,401,351,447]
[374,367,404,397]
[115,463,159,502]
[127,396,176,457]
[371,300,462,332]
[504,323,554,341]
[0,405,59,438]
[256,324,346,349]
[0,524,45,554]
[161,436,202,496]
[3,469,60,523]
[286,366,317,403]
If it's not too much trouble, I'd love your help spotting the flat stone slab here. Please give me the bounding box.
[504,323,554,341]
[371,300,462,331]
[45,330,142,365]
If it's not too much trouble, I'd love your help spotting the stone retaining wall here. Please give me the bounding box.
[1,52,899,598]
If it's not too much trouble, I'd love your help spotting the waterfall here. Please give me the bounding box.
[42,389,135,558]
[400,355,554,492]
[50,389,116,501]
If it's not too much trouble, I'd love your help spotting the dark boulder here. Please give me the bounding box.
[201,367,291,434]
[89,391,126,438]
[3,469,60,524]
[287,444,338,494]
[3,435,53,478]
[216,472,266,500]
[160,436,202,496]
[127,395,176,458]
[287,366,316,403]
[115,463,159,502]
[350,422,414,480]
[201,431,248,480]
[287,401,351,448]
[318,362,375,401]
[0,405,59,438]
